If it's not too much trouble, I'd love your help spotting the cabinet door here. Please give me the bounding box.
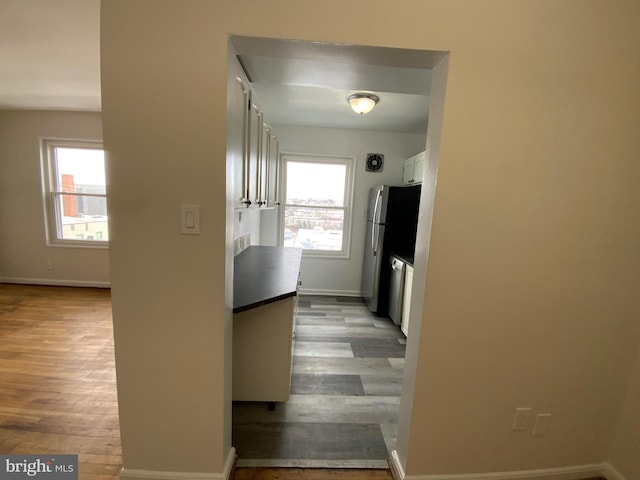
[257,121,270,207]
[227,67,250,208]
[403,157,415,185]
[404,152,426,185]
[412,152,425,184]
[232,297,295,402]
[401,265,414,337]
[246,96,261,207]
[266,134,280,207]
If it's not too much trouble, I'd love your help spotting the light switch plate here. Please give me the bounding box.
[512,407,532,431]
[181,204,200,234]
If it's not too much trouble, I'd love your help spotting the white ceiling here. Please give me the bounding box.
[0,2,445,133]
[232,36,445,133]
[0,0,101,111]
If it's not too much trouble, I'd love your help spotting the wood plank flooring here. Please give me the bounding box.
[0,285,606,480]
[0,284,121,480]
[0,285,397,480]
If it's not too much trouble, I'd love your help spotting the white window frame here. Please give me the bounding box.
[40,138,108,248]
[279,153,355,258]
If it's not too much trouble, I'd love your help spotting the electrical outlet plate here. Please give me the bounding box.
[533,413,552,436]
[512,407,532,431]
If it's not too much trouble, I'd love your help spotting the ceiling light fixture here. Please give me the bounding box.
[348,93,380,115]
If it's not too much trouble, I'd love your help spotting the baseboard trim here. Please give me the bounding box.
[0,277,110,288]
[223,448,236,480]
[120,447,236,480]
[388,456,607,480]
[602,462,627,480]
[389,450,405,480]
[297,287,361,297]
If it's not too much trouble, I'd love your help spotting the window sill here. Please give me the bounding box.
[46,240,109,250]
[300,250,350,260]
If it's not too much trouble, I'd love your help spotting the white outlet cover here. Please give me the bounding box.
[533,413,552,436]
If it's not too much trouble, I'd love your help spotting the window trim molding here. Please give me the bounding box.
[278,152,355,259]
[40,138,108,249]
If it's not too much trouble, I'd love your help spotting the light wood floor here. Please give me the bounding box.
[0,284,120,480]
[0,284,395,480]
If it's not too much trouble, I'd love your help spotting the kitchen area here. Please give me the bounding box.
[226,35,438,467]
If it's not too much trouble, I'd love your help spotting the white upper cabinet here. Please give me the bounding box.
[266,133,280,207]
[403,151,425,185]
[228,53,280,210]
[227,56,250,209]
[247,95,261,207]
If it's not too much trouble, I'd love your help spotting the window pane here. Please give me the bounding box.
[286,162,346,207]
[284,206,344,251]
[55,147,106,194]
[54,194,109,242]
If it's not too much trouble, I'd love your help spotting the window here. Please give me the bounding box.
[281,154,354,257]
[41,139,108,247]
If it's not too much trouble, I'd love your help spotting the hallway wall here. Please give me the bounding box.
[100,1,640,478]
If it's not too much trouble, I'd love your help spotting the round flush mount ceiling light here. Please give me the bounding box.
[348,93,380,115]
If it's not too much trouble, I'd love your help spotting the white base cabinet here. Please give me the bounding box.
[401,265,414,337]
[232,296,295,402]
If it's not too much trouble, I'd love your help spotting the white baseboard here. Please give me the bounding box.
[223,447,236,480]
[121,447,236,480]
[389,450,406,480]
[389,452,610,480]
[297,287,361,297]
[602,462,627,480]
[0,277,110,288]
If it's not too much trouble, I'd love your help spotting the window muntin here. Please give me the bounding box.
[282,155,353,257]
[42,140,108,247]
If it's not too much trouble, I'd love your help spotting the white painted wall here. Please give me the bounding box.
[101,3,232,474]
[0,110,109,286]
[100,1,640,478]
[271,125,426,295]
[234,208,261,247]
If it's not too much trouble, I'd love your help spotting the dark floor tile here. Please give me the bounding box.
[295,336,406,358]
[290,374,365,396]
[297,300,311,308]
[350,338,406,358]
[336,297,366,304]
[233,422,388,460]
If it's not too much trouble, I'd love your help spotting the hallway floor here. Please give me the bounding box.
[232,295,406,468]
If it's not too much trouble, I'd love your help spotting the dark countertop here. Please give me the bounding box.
[233,245,303,313]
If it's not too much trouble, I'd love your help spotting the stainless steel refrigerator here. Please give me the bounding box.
[361,184,421,315]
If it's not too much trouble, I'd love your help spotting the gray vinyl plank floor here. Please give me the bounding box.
[232,295,406,468]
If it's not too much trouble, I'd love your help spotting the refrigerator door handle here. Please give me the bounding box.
[372,223,378,256]
[372,189,382,224]
[371,189,382,256]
